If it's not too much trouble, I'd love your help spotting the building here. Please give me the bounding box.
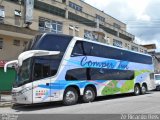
[0,0,148,63]
[142,44,156,55]
[142,44,160,73]
[154,52,160,73]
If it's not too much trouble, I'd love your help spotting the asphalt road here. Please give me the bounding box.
[0,91,160,114]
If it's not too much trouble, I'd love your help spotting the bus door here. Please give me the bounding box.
[32,57,51,103]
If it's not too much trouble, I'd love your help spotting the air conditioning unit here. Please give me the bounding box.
[45,21,52,29]
[0,9,5,18]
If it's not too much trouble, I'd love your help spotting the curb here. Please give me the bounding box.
[0,101,12,108]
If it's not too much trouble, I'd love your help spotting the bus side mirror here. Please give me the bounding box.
[4,60,18,72]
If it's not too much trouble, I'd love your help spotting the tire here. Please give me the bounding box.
[82,86,96,103]
[141,84,147,94]
[134,84,141,96]
[63,87,78,106]
[156,86,160,91]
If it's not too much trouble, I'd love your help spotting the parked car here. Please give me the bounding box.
[154,74,160,90]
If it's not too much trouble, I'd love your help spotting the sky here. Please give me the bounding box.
[84,0,160,52]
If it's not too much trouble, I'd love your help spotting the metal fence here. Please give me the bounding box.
[0,68,16,92]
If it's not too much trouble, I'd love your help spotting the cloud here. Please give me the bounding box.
[137,14,151,22]
[84,0,160,52]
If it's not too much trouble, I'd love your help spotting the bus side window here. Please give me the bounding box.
[92,44,100,57]
[43,64,50,78]
[71,41,84,56]
[65,68,87,80]
[33,58,51,80]
[34,63,43,80]
[83,42,92,56]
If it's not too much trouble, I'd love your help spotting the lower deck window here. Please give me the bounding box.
[65,68,134,80]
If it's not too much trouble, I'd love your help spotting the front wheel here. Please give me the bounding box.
[63,87,78,106]
[134,84,141,96]
[82,86,96,103]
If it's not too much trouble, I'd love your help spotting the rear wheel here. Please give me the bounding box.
[63,87,78,105]
[156,86,160,91]
[141,84,147,94]
[134,84,141,96]
[82,86,96,103]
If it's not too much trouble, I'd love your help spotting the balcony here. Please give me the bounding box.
[68,8,134,41]
[0,23,38,39]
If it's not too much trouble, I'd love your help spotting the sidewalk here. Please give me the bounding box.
[0,94,12,107]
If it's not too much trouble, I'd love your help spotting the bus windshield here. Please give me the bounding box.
[33,34,73,52]
[15,58,31,87]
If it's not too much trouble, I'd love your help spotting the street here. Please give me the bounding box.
[0,91,160,114]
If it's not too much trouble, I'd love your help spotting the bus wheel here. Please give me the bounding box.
[141,84,147,94]
[83,86,96,103]
[156,86,160,91]
[63,87,78,106]
[134,84,140,96]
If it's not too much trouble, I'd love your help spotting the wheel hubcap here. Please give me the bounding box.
[135,87,139,94]
[142,86,146,93]
[66,91,76,102]
[85,90,93,100]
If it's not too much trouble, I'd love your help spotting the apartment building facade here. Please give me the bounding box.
[0,0,147,63]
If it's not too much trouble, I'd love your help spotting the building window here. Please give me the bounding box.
[144,50,147,54]
[23,41,28,47]
[105,37,110,44]
[69,25,79,36]
[75,26,79,37]
[69,25,74,36]
[0,39,3,49]
[113,23,121,29]
[84,30,92,40]
[140,48,144,53]
[14,10,21,26]
[69,1,82,12]
[39,17,63,33]
[96,14,105,22]
[13,40,20,46]
[113,39,122,48]
[125,43,130,50]
[0,6,5,23]
[10,0,19,3]
[131,45,138,52]
[62,0,66,3]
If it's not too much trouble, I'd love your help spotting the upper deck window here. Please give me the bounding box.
[71,41,152,65]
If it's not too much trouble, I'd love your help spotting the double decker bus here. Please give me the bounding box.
[4,33,155,105]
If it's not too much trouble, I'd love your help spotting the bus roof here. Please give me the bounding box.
[38,33,151,58]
